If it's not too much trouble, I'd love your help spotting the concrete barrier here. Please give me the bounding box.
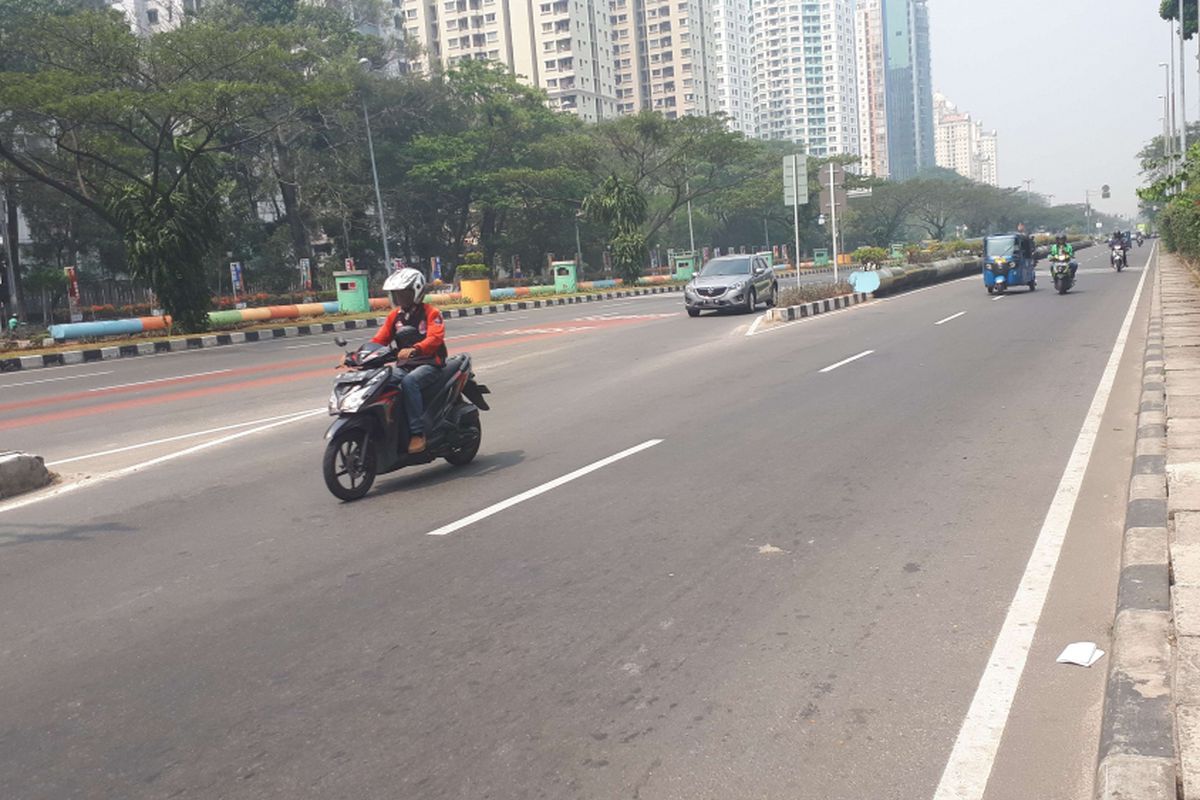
[0,451,52,500]
[870,257,981,295]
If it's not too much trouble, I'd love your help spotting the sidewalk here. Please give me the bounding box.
[1106,249,1200,799]
[1166,251,1200,799]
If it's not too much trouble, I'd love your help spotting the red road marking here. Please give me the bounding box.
[2,320,668,431]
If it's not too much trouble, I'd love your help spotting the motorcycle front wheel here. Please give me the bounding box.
[323,428,377,501]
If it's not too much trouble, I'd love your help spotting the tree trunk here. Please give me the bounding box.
[273,136,312,268]
[1,182,23,319]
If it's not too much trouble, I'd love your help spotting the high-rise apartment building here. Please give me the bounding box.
[855,0,887,176]
[710,0,754,135]
[853,0,934,179]
[110,0,198,34]
[977,128,998,187]
[386,0,618,122]
[752,0,859,157]
[609,0,716,120]
[933,92,999,187]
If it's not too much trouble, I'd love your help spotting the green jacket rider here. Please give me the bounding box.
[1048,235,1077,278]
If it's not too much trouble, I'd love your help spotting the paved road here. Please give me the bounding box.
[0,244,1155,799]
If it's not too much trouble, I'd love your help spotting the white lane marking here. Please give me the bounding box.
[45,408,326,466]
[86,368,231,392]
[932,243,1153,800]
[284,342,332,350]
[0,371,114,389]
[935,312,966,326]
[819,350,875,373]
[745,314,766,337]
[992,294,1006,301]
[427,439,664,537]
[0,409,328,515]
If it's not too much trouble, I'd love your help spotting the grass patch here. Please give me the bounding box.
[776,282,855,307]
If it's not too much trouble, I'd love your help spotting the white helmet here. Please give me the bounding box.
[383,267,427,304]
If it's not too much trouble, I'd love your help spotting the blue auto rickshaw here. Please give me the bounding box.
[983,233,1037,294]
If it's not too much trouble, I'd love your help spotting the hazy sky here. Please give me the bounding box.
[928,0,1183,219]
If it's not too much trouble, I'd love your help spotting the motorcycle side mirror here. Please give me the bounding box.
[334,337,348,348]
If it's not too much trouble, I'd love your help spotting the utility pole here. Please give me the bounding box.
[1180,0,1188,159]
[358,59,391,269]
[830,162,840,285]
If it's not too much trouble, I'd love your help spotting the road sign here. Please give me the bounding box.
[818,163,846,189]
[1101,184,1111,199]
[783,154,808,206]
[819,188,848,217]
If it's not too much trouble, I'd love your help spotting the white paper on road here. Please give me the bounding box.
[1056,642,1105,668]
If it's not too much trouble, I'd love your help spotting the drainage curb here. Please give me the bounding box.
[1094,251,1175,800]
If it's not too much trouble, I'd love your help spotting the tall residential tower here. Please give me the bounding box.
[752,0,859,157]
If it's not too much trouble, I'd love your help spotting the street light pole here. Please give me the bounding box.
[685,179,696,253]
[1180,0,1188,157]
[574,211,583,268]
[1162,62,1176,178]
[358,59,391,269]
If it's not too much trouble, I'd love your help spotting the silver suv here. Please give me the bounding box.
[684,254,778,317]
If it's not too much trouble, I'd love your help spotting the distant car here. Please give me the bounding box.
[684,254,778,317]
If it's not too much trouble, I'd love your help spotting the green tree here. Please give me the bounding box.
[0,7,352,329]
[583,174,648,283]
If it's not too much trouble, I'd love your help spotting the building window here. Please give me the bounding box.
[146,8,159,24]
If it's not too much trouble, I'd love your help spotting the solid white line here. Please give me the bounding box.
[45,408,326,466]
[935,312,966,326]
[427,439,664,537]
[0,409,328,515]
[86,368,231,392]
[745,313,766,337]
[284,342,332,350]
[932,243,1153,800]
[0,370,114,389]
[819,350,875,373]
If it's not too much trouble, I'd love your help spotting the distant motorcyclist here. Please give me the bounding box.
[1110,230,1130,266]
[1049,234,1077,279]
[368,268,447,454]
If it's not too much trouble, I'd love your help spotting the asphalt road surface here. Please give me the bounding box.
[0,242,1155,799]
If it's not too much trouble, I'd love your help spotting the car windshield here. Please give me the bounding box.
[700,257,752,276]
[984,236,1017,260]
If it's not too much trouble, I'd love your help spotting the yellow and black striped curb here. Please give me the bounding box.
[1094,256,1174,800]
[1,286,684,373]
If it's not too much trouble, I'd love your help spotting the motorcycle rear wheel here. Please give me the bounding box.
[445,411,482,466]
[323,429,377,501]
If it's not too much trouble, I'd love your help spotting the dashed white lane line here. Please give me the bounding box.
[0,409,328,515]
[45,408,326,466]
[992,294,1006,301]
[426,439,664,537]
[86,369,231,392]
[819,350,875,373]
[932,245,1152,800]
[935,311,966,326]
[0,371,114,389]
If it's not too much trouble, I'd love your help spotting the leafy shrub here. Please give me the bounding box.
[777,281,855,307]
[457,264,490,280]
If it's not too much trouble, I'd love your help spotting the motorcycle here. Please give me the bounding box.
[322,328,490,501]
[1050,254,1074,294]
[1111,246,1126,272]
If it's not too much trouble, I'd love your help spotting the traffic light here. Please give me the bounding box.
[1102,185,1111,199]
